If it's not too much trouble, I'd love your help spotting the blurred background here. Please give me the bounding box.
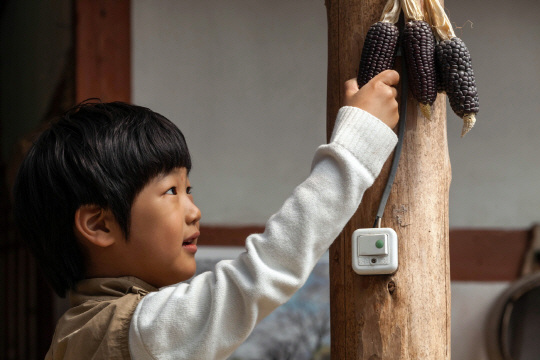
[1,0,539,359]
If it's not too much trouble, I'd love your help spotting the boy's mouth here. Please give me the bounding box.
[182,232,199,254]
[182,231,201,245]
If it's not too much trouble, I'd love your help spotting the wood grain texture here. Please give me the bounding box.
[76,0,131,103]
[324,0,347,357]
[326,0,451,358]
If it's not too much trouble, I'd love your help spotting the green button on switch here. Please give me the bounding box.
[358,234,388,256]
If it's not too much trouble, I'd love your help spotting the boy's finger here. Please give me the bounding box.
[374,70,400,87]
[344,78,360,97]
[391,86,398,99]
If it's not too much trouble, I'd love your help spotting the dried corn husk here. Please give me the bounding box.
[381,0,402,23]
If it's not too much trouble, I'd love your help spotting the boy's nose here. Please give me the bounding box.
[186,202,201,225]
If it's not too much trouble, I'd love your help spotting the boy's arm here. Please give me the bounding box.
[129,74,399,360]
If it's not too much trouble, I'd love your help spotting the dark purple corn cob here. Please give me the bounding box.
[435,37,479,119]
[357,21,400,88]
[402,20,437,119]
[436,60,446,94]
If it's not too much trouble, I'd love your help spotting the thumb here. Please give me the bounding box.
[372,70,400,87]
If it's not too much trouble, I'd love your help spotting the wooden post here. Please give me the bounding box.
[326,0,451,359]
[76,0,131,103]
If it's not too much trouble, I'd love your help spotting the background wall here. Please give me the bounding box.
[132,0,540,229]
[133,0,331,225]
[443,0,540,228]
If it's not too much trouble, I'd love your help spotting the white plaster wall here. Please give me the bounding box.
[132,0,328,225]
[451,281,510,360]
[133,0,540,229]
[444,0,540,228]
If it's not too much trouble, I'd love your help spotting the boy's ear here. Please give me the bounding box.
[74,205,121,247]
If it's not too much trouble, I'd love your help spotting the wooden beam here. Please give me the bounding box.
[326,0,451,358]
[450,228,531,281]
[198,226,533,282]
[198,226,265,247]
[76,0,131,103]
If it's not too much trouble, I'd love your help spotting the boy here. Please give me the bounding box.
[13,70,400,359]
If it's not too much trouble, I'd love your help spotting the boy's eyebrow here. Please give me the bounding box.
[154,168,186,183]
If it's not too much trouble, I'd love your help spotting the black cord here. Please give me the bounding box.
[372,24,408,228]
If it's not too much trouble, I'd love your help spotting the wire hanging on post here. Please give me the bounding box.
[373,13,409,228]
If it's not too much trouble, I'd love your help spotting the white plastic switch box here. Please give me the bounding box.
[352,228,398,275]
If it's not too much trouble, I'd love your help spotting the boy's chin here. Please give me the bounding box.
[170,266,197,284]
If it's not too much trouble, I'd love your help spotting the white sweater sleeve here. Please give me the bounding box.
[129,106,398,360]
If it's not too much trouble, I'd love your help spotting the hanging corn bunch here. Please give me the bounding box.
[356,0,401,88]
[424,0,479,137]
[400,0,438,120]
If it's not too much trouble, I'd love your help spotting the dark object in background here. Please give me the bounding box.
[486,272,540,360]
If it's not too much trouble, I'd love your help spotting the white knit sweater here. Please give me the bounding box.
[128,106,398,359]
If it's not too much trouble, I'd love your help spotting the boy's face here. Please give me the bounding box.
[127,167,201,288]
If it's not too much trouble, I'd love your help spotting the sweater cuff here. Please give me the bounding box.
[330,106,399,177]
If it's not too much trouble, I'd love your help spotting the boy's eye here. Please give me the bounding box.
[165,187,177,195]
[186,186,192,195]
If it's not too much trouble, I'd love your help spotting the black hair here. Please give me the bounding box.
[12,100,192,297]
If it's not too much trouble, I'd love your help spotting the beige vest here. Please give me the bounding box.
[45,276,157,360]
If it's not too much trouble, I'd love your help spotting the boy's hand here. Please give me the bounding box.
[343,70,400,129]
